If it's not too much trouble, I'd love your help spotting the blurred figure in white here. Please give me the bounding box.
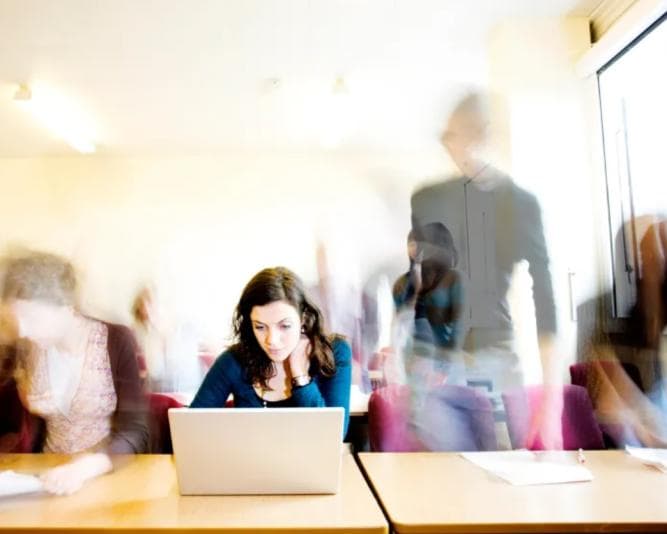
[363,273,400,389]
[131,285,201,394]
[312,239,367,390]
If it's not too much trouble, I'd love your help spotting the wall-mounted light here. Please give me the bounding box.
[332,75,347,95]
[321,75,351,149]
[13,84,32,101]
[14,83,97,154]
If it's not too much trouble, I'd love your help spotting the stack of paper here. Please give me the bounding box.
[461,450,594,486]
[626,446,667,472]
[0,470,44,498]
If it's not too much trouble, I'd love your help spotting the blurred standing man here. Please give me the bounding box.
[411,92,562,448]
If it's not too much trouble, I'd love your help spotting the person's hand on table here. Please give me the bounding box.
[41,453,112,495]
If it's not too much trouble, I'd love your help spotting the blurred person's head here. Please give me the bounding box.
[410,223,458,290]
[314,234,361,308]
[2,252,79,347]
[441,92,490,178]
[232,267,335,387]
[131,285,156,328]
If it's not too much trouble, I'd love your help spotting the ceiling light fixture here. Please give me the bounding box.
[14,82,97,154]
[13,84,32,101]
[332,75,347,95]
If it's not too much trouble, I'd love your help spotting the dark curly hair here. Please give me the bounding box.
[231,267,336,389]
[409,222,458,292]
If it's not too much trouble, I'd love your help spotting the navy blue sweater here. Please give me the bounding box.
[190,338,352,436]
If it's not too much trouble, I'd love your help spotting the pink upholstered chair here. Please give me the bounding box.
[0,378,43,453]
[502,384,605,450]
[570,361,644,447]
[570,361,643,392]
[148,392,183,454]
[368,384,422,451]
[368,383,497,452]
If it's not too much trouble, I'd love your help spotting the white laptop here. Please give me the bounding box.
[168,407,344,495]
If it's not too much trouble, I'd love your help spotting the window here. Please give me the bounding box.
[598,14,667,318]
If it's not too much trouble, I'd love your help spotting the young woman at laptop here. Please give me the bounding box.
[191,267,352,435]
[0,252,148,495]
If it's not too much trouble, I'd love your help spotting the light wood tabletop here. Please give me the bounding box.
[358,450,667,534]
[0,453,387,534]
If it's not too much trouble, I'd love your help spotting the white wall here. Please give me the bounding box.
[0,15,604,378]
[487,17,595,382]
[0,150,447,348]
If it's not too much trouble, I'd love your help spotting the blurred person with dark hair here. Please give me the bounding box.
[583,344,667,448]
[393,223,465,386]
[411,91,560,448]
[637,219,667,357]
[1,252,148,494]
[573,217,667,447]
[636,218,667,415]
[191,266,352,436]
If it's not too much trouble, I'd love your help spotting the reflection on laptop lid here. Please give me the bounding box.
[168,407,344,495]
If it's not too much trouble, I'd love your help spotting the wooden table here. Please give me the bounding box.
[358,451,667,533]
[0,454,387,533]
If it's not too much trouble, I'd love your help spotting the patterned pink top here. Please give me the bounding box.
[15,321,117,453]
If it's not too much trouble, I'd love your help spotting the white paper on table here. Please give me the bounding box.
[626,446,667,472]
[0,470,44,497]
[461,450,594,486]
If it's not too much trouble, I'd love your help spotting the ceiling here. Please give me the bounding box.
[0,0,601,156]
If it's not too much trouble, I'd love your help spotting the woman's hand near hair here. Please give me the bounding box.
[288,335,312,378]
[40,453,112,495]
[410,251,423,296]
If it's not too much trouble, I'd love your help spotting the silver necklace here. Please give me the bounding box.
[260,384,268,408]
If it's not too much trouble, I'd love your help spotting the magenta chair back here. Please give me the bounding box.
[502,384,605,450]
[368,383,497,452]
[569,361,643,447]
[368,384,422,451]
[0,378,43,453]
[570,361,643,391]
[148,392,183,454]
